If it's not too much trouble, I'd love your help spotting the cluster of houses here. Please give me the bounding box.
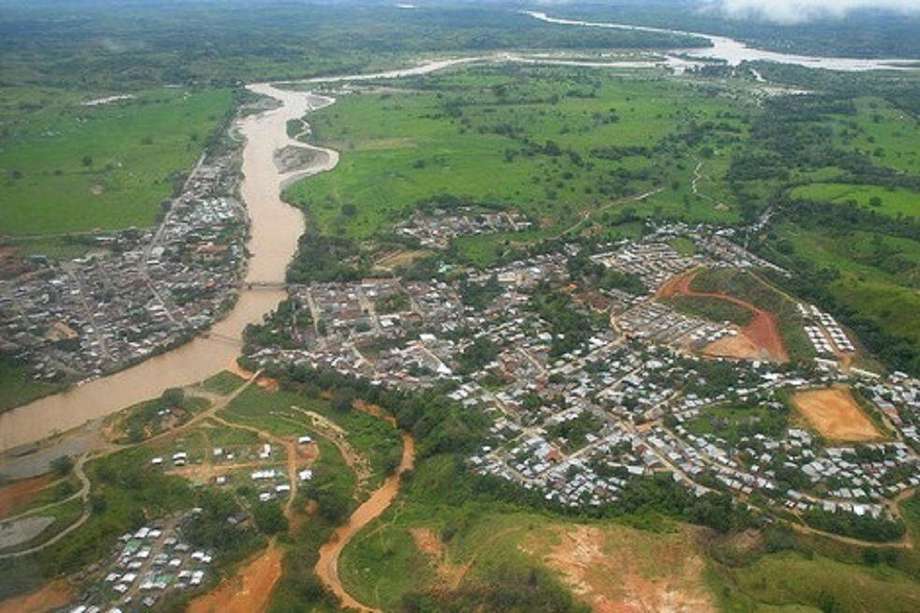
[0,146,246,386]
[395,207,532,249]
[68,513,217,612]
[242,215,918,534]
[590,239,702,289]
[799,303,856,354]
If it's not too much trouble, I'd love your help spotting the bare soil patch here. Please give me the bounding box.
[702,332,764,361]
[0,579,73,613]
[0,515,56,550]
[529,524,715,613]
[0,474,55,520]
[410,527,469,591]
[188,544,283,613]
[792,386,882,442]
[659,269,787,363]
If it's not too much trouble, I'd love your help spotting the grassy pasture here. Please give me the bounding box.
[0,86,233,236]
[776,225,920,349]
[287,66,747,242]
[0,359,63,414]
[791,182,920,218]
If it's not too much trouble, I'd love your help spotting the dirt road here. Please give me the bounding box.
[659,268,788,362]
[315,432,415,613]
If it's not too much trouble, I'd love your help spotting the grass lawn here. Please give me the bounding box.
[685,403,787,446]
[668,294,754,327]
[200,370,246,395]
[0,86,233,236]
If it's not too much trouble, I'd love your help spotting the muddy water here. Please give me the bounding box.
[0,85,335,453]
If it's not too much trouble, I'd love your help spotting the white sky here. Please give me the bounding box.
[710,0,920,24]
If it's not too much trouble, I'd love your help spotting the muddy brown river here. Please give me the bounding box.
[0,84,335,452]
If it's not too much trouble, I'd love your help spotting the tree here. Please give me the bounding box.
[51,455,74,477]
[160,387,185,408]
[253,502,288,535]
[332,387,355,413]
[869,196,883,208]
[81,155,93,167]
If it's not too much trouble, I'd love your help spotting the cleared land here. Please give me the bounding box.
[658,269,788,362]
[0,474,55,520]
[0,579,72,613]
[188,544,283,613]
[792,387,882,442]
[528,523,715,613]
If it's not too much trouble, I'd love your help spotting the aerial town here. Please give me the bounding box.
[0,146,247,386]
[244,212,920,532]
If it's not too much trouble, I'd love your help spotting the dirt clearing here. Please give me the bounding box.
[188,544,283,613]
[702,333,764,361]
[659,269,788,363]
[792,386,882,442]
[0,579,73,613]
[526,524,715,613]
[0,474,55,520]
[410,527,469,591]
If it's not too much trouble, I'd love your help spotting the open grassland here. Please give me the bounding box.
[791,182,920,219]
[287,65,748,247]
[774,224,920,350]
[716,550,920,613]
[0,86,233,236]
[831,97,920,175]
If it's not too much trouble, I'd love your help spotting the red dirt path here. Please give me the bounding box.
[0,474,55,520]
[658,269,788,363]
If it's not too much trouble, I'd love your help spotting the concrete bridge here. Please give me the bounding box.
[240,281,288,291]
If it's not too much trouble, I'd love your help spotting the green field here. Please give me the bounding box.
[773,225,920,350]
[668,294,754,327]
[685,403,788,445]
[791,182,920,218]
[287,66,748,243]
[0,86,233,236]
[0,359,62,414]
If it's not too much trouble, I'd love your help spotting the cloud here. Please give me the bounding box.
[706,0,920,24]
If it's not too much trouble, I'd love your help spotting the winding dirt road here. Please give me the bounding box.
[659,268,788,362]
[315,432,415,613]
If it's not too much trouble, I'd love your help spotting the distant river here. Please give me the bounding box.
[526,11,920,72]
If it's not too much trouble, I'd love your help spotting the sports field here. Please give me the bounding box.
[792,386,882,442]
